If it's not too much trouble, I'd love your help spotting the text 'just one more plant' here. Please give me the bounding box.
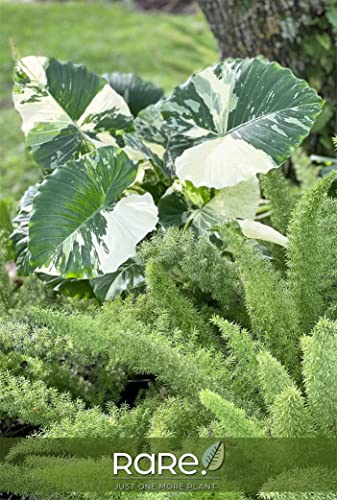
[11,55,322,300]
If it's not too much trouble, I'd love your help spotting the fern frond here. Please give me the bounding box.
[213,316,262,408]
[270,387,315,437]
[147,396,206,439]
[43,407,120,438]
[141,227,247,325]
[199,389,264,437]
[23,307,231,400]
[145,260,212,347]
[301,318,337,436]
[0,316,125,405]
[257,351,295,407]
[0,369,84,426]
[260,466,337,499]
[229,233,300,374]
[261,169,299,234]
[287,172,337,333]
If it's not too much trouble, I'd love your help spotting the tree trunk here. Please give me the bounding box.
[197,0,336,152]
[198,1,327,62]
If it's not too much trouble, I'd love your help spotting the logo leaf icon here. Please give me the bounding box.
[202,441,225,471]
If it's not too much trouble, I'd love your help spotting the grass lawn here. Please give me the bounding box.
[0,2,216,200]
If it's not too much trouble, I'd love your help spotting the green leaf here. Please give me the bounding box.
[90,256,145,301]
[327,6,337,34]
[104,72,164,116]
[316,33,331,51]
[38,273,94,299]
[158,189,192,227]
[11,185,39,274]
[28,147,158,279]
[159,177,260,236]
[162,58,322,188]
[13,57,133,171]
[202,441,225,471]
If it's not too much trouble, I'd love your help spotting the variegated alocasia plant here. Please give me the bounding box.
[11,56,165,294]
[156,58,322,242]
[11,55,322,300]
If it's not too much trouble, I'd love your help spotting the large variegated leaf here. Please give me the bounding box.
[103,72,164,116]
[13,56,133,170]
[28,147,158,279]
[162,58,323,188]
[159,177,260,236]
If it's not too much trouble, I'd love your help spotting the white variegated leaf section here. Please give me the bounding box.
[164,59,322,189]
[15,57,132,134]
[94,193,159,274]
[19,56,48,85]
[13,57,69,136]
[176,136,275,188]
[208,176,260,220]
[78,84,131,131]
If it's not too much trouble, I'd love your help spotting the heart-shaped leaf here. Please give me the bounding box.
[13,57,133,171]
[104,72,164,116]
[162,58,322,188]
[28,147,158,279]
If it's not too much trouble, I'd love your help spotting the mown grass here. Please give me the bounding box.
[0,2,216,199]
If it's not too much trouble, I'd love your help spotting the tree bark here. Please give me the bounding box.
[198,1,327,62]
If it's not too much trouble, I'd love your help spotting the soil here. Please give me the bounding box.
[0,418,40,438]
[134,0,196,14]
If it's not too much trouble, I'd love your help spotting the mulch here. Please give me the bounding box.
[134,0,196,13]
